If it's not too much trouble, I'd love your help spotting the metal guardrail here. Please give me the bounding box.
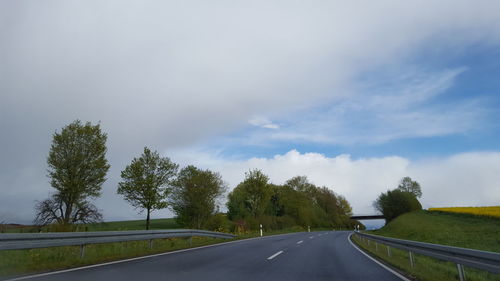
[354,231,500,281]
[0,229,236,257]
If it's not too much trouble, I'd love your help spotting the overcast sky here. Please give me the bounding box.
[1,1,500,224]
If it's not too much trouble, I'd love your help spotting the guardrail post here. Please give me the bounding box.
[409,251,415,268]
[80,244,86,258]
[375,242,378,252]
[189,236,192,246]
[387,245,391,257]
[149,239,153,249]
[456,264,466,281]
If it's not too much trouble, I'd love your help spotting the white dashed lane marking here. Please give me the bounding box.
[267,251,284,260]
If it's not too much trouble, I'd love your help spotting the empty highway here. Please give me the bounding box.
[6,231,406,281]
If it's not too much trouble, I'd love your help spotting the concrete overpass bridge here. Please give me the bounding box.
[350,214,385,220]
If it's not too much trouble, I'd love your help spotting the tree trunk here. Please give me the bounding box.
[146,209,150,230]
[63,202,73,225]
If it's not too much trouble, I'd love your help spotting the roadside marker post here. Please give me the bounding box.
[260,224,263,237]
[80,244,86,258]
[457,263,466,281]
[409,251,415,268]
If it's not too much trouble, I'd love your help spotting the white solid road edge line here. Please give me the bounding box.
[347,233,411,281]
[4,233,301,281]
[267,250,284,260]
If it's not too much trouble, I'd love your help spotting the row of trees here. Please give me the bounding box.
[35,120,227,230]
[117,148,227,230]
[34,120,358,232]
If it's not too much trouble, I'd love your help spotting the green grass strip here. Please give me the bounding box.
[351,234,500,281]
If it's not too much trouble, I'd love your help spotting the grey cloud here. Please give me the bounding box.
[2,1,500,222]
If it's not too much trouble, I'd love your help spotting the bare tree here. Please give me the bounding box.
[397,176,422,198]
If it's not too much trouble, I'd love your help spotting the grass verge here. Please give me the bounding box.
[350,210,500,281]
[351,234,500,281]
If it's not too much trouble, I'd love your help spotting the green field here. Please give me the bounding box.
[352,210,500,281]
[1,218,180,233]
[85,218,180,231]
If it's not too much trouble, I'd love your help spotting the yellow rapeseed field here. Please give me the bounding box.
[428,206,500,218]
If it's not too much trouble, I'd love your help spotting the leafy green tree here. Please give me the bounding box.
[34,120,110,226]
[170,166,226,229]
[227,169,272,219]
[117,147,178,230]
[285,176,316,193]
[373,189,422,222]
[281,180,316,227]
[227,186,251,220]
[397,176,422,198]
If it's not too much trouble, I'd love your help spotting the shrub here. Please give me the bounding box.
[374,189,422,222]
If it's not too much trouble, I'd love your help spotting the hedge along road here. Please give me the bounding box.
[3,231,407,281]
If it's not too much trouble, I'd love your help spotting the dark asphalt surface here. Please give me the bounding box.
[10,231,403,281]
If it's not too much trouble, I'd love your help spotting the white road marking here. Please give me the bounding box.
[309,236,314,239]
[267,250,284,260]
[348,233,411,281]
[297,240,303,244]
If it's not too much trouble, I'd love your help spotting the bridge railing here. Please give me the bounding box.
[0,229,236,257]
[353,231,500,281]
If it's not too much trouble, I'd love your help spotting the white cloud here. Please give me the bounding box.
[249,117,280,129]
[169,149,500,215]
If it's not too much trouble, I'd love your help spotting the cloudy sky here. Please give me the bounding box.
[1,1,500,224]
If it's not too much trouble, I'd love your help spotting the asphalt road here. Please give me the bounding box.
[9,231,405,281]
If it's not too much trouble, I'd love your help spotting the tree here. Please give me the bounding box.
[285,176,316,193]
[397,176,422,198]
[117,147,178,230]
[373,189,422,222]
[170,166,226,229]
[227,169,272,219]
[34,120,110,226]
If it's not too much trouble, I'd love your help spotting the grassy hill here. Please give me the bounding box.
[352,210,500,281]
[371,210,500,252]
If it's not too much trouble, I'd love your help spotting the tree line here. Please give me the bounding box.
[227,171,356,231]
[34,120,360,232]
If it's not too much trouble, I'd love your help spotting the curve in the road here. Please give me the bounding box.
[3,231,407,281]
